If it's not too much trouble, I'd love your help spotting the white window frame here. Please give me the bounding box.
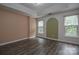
[37,20,44,34]
[64,15,79,38]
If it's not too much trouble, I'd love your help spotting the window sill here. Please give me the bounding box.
[38,33,44,34]
[64,36,79,38]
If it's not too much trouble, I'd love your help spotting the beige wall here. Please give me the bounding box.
[0,8,30,44]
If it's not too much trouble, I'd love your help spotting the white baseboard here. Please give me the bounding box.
[37,35,57,40]
[1,36,79,47]
[46,37,79,45]
[37,36,79,45]
[0,36,36,46]
[0,38,28,46]
[29,36,36,38]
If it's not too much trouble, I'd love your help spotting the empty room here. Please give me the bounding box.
[0,3,79,55]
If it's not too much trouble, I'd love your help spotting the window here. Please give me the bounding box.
[64,15,79,37]
[38,20,44,33]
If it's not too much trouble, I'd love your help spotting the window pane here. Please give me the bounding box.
[38,27,43,33]
[38,21,43,33]
[65,15,78,26]
[65,26,77,36]
[64,15,78,37]
[38,21,43,27]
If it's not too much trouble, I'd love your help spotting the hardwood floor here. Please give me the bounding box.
[0,37,79,55]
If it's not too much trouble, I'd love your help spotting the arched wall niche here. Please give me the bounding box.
[46,17,58,39]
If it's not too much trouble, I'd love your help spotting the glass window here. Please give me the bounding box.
[64,15,78,37]
[38,20,44,33]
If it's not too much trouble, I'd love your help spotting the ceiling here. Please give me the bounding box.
[1,3,79,18]
[20,3,57,12]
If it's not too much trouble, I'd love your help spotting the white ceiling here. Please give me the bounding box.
[20,3,57,12]
[1,3,79,18]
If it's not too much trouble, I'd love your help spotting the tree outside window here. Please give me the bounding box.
[64,15,78,37]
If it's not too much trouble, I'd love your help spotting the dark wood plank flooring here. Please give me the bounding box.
[0,37,79,55]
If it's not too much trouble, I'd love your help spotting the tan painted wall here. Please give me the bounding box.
[0,8,29,44]
[29,17,36,38]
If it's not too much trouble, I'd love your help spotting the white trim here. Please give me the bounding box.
[38,36,58,41]
[37,36,79,45]
[0,38,28,46]
[29,36,36,38]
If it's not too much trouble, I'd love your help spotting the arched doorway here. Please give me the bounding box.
[46,18,58,39]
